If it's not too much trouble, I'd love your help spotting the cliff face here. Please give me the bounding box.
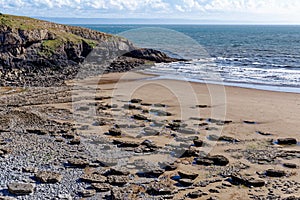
[0,14,178,87]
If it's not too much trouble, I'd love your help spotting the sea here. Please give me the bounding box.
[77,24,300,93]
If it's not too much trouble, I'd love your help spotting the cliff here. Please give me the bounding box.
[0,14,179,86]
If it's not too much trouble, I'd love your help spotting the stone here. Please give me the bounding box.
[283,163,297,169]
[91,183,111,192]
[193,139,204,147]
[149,109,172,116]
[106,167,130,176]
[246,178,265,187]
[142,127,160,136]
[277,138,297,145]
[187,190,203,198]
[209,189,220,193]
[69,136,81,145]
[113,139,140,148]
[196,155,229,166]
[95,158,118,167]
[266,169,286,177]
[178,179,194,187]
[132,114,148,121]
[146,182,173,196]
[26,129,47,135]
[176,127,198,135]
[67,158,89,168]
[108,128,122,136]
[107,175,129,186]
[79,189,96,197]
[7,182,35,195]
[178,171,198,180]
[35,171,63,183]
[130,99,142,103]
[81,172,107,183]
[180,148,199,158]
[137,167,165,178]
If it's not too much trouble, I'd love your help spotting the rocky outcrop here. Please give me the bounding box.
[0,14,180,86]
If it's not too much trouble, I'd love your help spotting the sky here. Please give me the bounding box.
[1,0,300,24]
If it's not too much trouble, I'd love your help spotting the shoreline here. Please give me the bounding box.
[139,70,300,94]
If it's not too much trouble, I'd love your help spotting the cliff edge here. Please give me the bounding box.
[0,14,179,86]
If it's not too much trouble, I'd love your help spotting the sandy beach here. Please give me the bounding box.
[0,71,299,199]
[69,71,300,199]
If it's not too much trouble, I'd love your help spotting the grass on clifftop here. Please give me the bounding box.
[0,14,105,56]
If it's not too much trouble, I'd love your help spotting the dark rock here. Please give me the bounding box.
[277,138,297,145]
[146,182,173,196]
[149,109,172,116]
[91,183,110,192]
[113,139,140,148]
[209,189,220,193]
[256,131,272,136]
[246,178,265,187]
[107,175,129,186]
[107,128,122,136]
[196,105,209,108]
[35,171,63,183]
[283,163,298,169]
[243,120,256,124]
[123,104,142,110]
[193,139,204,147]
[26,129,47,135]
[178,171,198,180]
[68,136,81,145]
[219,136,240,143]
[7,182,35,195]
[130,99,142,103]
[196,155,229,166]
[79,189,96,197]
[178,179,194,187]
[187,190,203,198]
[180,148,199,158]
[265,169,286,177]
[142,127,159,136]
[137,167,164,178]
[176,127,199,135]
[132,114,148,121]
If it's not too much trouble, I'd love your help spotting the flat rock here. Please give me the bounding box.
[108,128,122,136]
[113,139,140,148]
[283,163,298,169]
[79,189,96,197]
[277,138,297,145]
[81,172,107,183]
[265,169,286,177]
[107,175,129,186]
[178,171,198,180]
[132,114,148,121]
[187,190,203,198]
[196,155,229,166]
[7,182,35,195]
[67,158,89,168]
[178,178,194,187]
[142,127,160,136]
[35,171,63,183]
[193,139,204,147]
[91,183,111,192]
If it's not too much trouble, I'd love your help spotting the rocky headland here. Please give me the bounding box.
[0,14,179,87]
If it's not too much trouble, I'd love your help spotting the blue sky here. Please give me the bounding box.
[1,0,300,24]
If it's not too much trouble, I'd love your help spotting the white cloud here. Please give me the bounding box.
[1,0,300,23]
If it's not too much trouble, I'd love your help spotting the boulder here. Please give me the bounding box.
[35,171,63,183]
[7,182,35,195]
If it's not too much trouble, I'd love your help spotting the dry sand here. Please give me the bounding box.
[68,71,300,199]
